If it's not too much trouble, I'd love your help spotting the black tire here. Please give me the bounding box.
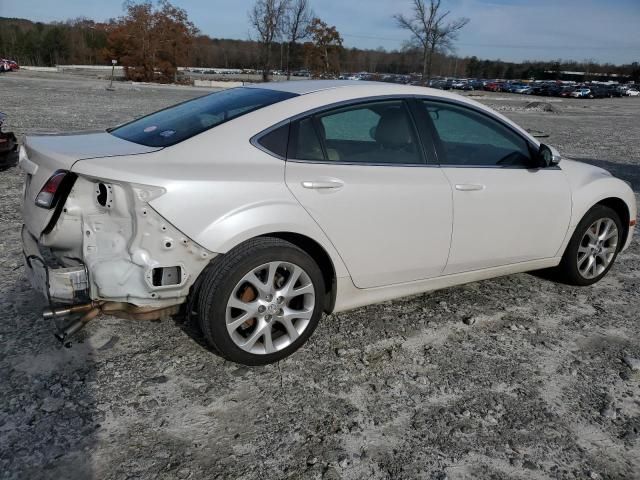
[197,237,325,365]
[555,205,623,286]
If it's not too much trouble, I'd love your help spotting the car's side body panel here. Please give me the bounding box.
[71,140,351,279]
[285,160,453,288]
[333,257,561,313]
[441,167,572,274]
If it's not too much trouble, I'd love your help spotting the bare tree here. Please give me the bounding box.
[249,0,289,81]
[283,0,313,79]
[394,0,469,82]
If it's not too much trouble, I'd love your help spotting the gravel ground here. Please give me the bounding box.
[1,71,639,480]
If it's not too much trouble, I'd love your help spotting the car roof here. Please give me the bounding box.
[246,80,540,147]
[245,80,391,95]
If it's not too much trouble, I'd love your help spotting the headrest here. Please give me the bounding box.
[374,108,412,148]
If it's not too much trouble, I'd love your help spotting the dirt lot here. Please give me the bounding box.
[1,71,639,480]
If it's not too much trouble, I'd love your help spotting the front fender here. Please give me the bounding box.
[562,159,637,251]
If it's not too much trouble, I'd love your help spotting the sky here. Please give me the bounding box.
[1,0,639,64]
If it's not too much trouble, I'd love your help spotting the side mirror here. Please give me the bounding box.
[537,144,562,168]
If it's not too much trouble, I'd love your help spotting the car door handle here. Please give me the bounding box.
[301,180,344,190]
[455,184,485,191]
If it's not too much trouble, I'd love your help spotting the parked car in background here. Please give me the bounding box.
[627,89,640,97]
[514,85,533,94]
[19,81,636,365]
[604,86,623,98]
[589,86,610,98]
[0,112,18,169]
[484,82,502,92]
[558,86,574,97]
[571,88,592,98]
[0,59,19,71]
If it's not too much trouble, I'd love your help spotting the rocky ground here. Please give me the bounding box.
[1,71,639,480]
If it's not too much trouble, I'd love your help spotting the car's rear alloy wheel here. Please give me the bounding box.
[225,261,315,355]
[197,237,325,365]
[576,218,618,280]
[556,205,622,285]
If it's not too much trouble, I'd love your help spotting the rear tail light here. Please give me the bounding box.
[35,170,75,209]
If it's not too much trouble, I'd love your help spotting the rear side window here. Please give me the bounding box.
[289,118,324,161]
[109,87,297,148]
[288,100,424,165]
[420,100,531,167]
[257,123,290,158]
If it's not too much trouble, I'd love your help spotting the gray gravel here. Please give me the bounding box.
[1,71,639,480]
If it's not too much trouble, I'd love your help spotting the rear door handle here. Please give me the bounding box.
[301,180,344,190]
[455,184,485,191]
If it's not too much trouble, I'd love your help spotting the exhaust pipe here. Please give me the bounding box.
[44,301,179,344]
[43,303,95,320]
[54,307,101,343]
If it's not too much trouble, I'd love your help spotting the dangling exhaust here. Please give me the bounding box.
[44,301,180,343]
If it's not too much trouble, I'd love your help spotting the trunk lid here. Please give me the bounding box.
[20,131,161,237]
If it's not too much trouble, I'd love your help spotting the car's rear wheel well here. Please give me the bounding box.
[262,232,337,314]
[595,197,630,245]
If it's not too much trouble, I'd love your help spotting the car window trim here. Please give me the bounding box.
[406,98,441,165]
[250,93,560,170]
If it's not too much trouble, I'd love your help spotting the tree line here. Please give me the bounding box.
[1,0,638,83]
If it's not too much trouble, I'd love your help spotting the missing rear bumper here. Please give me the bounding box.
[22,226,89,303]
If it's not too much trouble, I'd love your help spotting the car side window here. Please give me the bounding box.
[289,118,325,161]
[288,100,424,165]
[257,123,289,158]
[420,100,532,167]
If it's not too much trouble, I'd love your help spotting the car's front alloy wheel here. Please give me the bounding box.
[556,205,623,285]
[197,237,325,365]
[576,218,619,280]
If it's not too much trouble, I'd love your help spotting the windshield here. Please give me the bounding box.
[109,87,297,147]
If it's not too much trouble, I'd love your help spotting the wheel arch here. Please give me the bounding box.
[595,197,630,246]
[261,232,337,314]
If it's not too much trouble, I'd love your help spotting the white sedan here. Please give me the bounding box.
[20,81,636,365]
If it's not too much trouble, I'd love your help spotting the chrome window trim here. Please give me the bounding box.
[286,159,440,168]
[250,93,562,171]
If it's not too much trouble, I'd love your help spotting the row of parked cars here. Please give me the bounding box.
[431,78,639,98]
[0,59,19,72]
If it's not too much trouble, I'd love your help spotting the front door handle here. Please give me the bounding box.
[455,184,485,191]
[301,180,344,190]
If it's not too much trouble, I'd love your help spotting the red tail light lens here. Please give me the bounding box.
[35,171,72,209]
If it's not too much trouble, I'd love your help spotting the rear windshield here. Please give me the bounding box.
[109,87,297,147]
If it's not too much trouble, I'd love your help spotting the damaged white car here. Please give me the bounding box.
[21,81,636,365]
